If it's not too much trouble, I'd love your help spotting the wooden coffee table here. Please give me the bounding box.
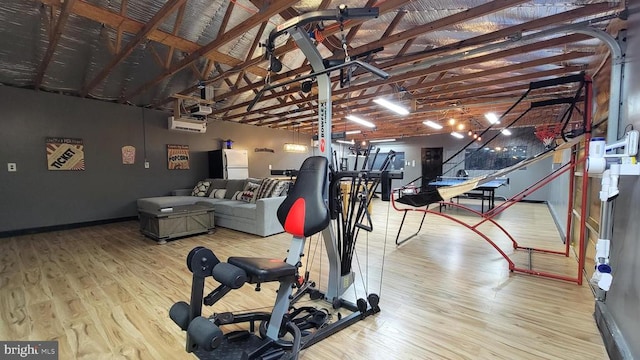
[139,204,215,244]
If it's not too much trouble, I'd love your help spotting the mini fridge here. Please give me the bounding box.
[209,149,249,179]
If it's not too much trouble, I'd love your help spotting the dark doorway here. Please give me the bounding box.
[421,147,443,190]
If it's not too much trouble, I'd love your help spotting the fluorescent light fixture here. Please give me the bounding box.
[283,143,308,153]
[501,129,512,136]
[373,98,410,115]
[346,115,376,128]
[451,132,464,139]
[423,120,443,129]
[369,138,396,143]
[485,112,500,124]
[345,130,362,135]
[336,139,355,145]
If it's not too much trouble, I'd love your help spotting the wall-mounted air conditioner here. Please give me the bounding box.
[168,116,207,133]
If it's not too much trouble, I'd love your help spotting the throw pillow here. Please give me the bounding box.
[239,191,255,203]
[255,179,288,200]
[213,189,226,199]
[270,180,288,197]
[207,188,226,199]
[243,182,261,203]
[191,181,211,197]
[232,190,243,201]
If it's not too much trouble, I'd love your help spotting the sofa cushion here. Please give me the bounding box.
[209,178,228,189]
[232,203,257,220]
[225,179,247,199]
[214,201,239,216]
[191,181,211,197]
[202,178,227,197]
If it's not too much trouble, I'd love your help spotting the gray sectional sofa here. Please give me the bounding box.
[136,178,288,237]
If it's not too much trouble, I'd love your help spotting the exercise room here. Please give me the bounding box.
[1,1,639,359]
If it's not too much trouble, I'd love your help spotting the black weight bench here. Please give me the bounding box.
[228,257,297,284]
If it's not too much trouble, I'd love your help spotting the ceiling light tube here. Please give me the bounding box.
[501,129,512,136]
[346,115,376,128]
[283,143,308,153]
[451,132,464,139]
[423,120,443,129]
[485,112,500,124]
[336,139,355,145]
[369,138,396,143]
[345,130,362,135]
[373,98,410,115]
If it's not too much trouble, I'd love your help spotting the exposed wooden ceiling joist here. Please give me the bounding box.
[208,2,610,111]
[165,3,187,69]
[38,0,267,78]
[34,0,76,89]
[80,0,188,97]
[217,33,591,118]
[122,0,294,102]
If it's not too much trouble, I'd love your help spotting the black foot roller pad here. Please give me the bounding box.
[169,301,190,330]
[227,257,296,284]
[188,316,224,352]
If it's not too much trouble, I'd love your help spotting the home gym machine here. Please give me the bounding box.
[169,6,403,359]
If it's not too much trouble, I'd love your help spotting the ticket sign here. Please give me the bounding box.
[46,137,85,171]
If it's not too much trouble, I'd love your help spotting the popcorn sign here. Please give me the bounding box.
[167,144,190,170]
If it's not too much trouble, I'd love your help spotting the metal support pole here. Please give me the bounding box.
[266,235,307,339]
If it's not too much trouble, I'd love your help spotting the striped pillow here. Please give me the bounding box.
[255,179,287,200]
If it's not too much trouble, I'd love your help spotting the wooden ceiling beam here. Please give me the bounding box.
[38,0,266,78]
[80,0,188,97]
[193,0,411,103]
[219,1,236,34]
[210,2,613,107]
[265,65,583,129]
[381,11,406,39]
[34,0,76,89]
[338,0,526,61]
[215,62,236,89]
[115,0,128,54]
[165,3,187,69]
[147,43,166,68]
[375,2,616,70]
[123,0,292,102]
[220,34,591,117]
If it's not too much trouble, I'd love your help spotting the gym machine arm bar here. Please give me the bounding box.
[267,7,379,51]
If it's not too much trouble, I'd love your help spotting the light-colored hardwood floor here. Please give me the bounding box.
[0,199,608,359]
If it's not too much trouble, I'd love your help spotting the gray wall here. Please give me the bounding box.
[0,86,310,233]
[602,4,640,356]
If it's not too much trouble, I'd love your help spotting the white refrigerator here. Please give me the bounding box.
[209,149,249,179]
